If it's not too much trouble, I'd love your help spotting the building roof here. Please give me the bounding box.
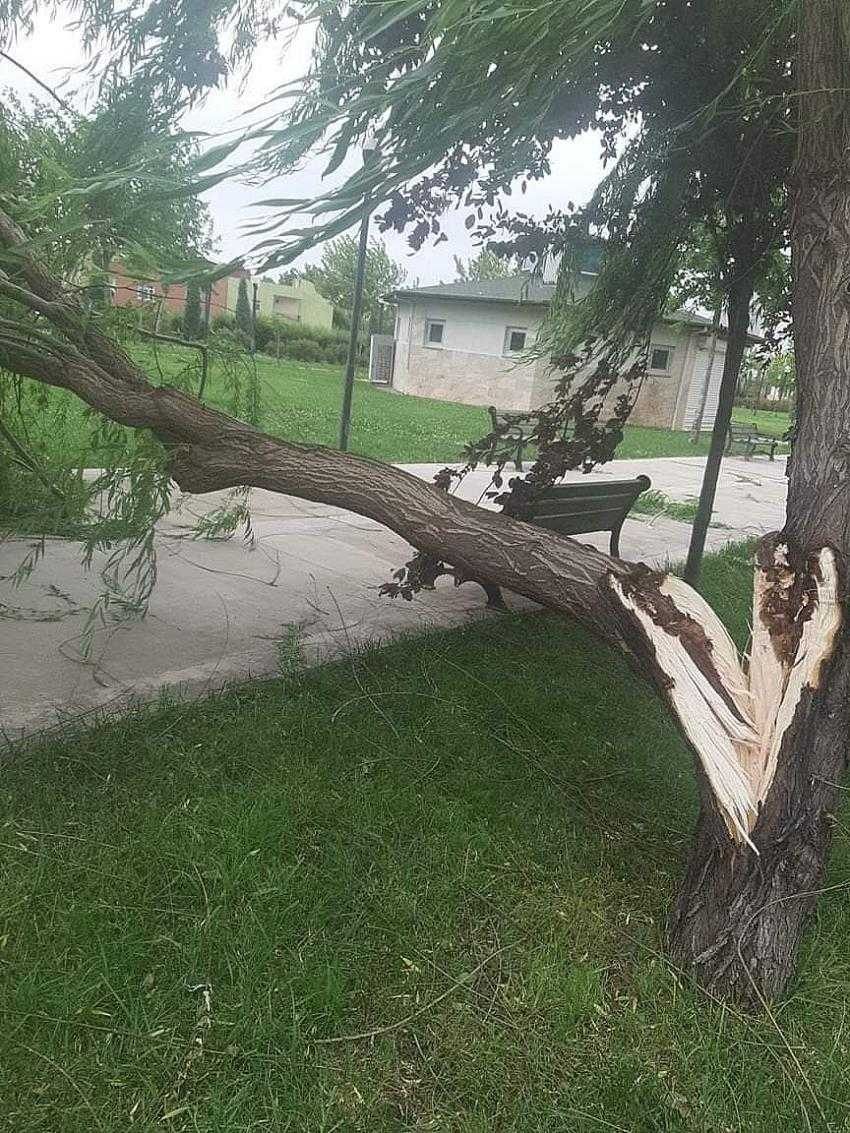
[386,273,762,341]
[388,273,560,305]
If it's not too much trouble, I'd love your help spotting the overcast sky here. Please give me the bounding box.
[0,11,607,284]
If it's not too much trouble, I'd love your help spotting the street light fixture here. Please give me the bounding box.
[338,132,379,452]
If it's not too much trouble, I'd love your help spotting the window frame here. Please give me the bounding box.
[648,344,673,373]
[424,318,445,347]
[503,326,529,356]
[136,283,156,304]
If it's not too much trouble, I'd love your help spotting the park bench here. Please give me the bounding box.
[487,406,542,471]
[447,474,652,607]
[726,422,781,461]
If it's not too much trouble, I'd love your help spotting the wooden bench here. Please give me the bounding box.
[726,423,781,461]
[487,406,542,471]
[456,474,652,607]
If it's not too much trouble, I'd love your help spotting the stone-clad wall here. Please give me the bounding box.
[392,297,548,410]
[392,296,698,428]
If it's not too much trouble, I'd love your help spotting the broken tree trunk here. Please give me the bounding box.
[0,163,846,1005]
[666,0,850,1004]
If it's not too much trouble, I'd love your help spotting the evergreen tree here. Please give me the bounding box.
[235,278,253,342]
[183,279,202,340]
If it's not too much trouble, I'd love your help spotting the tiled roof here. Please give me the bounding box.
[386,274,761,339]
[387,273,556,305]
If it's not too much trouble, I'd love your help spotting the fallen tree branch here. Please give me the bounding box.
[0,204,842,850]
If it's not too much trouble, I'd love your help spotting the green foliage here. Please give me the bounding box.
[246,314,347,357]
[285,337,324,363]
[235,277,253,341]
[302,235,405,332]
[0,86,212,283]
[0,316,258,641]
[630,489,701,525]
[454,245,514,282]
[183,279,203,340]
[738,351,796,410]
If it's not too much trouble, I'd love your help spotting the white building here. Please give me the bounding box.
[385,268,747,431]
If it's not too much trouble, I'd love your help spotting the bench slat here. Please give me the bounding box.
[531,509,636,536]
[529,494,644,519]
[532,479,646,500]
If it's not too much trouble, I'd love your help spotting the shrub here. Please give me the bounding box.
[235,278,253,339]
[212,313,236,332]
[286,338,325,363]
[254,317,349,359]
[323,342,349,365]
[253,316,278,353]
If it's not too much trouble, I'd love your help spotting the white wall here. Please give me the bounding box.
[396,298,543,357]
[392,295,704,428]
[393,298,549,410]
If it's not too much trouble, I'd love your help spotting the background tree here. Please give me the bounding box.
[303,236,405,334]
[183,279,202,340]
[276,268,303,285]
[453,246,514,282]
[0,79,213,289]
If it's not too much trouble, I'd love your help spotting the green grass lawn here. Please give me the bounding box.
[2,544,849,1131]
[731,405,793,439]
[17,343,712,468]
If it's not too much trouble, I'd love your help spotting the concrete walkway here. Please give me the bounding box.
[1,455,787,740]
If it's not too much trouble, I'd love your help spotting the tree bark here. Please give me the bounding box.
[668,0,850,1005]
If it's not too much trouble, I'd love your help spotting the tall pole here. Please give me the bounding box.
[339,137,378,452]
[683,272,753,585]
[339,208,371,452]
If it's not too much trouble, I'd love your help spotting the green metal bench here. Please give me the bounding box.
[726,422,781,460]
[453,474,652,607]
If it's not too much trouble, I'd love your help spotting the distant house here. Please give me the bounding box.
[385,265,755,431]
[107,263,334,332]
[108,261,249,321]
[254,279,333,329]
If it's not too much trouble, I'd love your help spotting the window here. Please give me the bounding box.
[424,319,445,346]
[649,346,672,372]
[504,326,528,355]
[136,283,156,303]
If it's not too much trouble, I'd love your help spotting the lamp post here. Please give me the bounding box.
[338,133,378,452]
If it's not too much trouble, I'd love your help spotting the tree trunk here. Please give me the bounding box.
[668,0,850,1005]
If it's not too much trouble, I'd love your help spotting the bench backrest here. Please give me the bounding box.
[488,405,537,430]
[521,475,651,538]
[728,423,755,437]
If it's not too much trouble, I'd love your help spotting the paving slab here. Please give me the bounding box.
[1,455,787,740]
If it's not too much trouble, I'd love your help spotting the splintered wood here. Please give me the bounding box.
[610,545,842,847]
